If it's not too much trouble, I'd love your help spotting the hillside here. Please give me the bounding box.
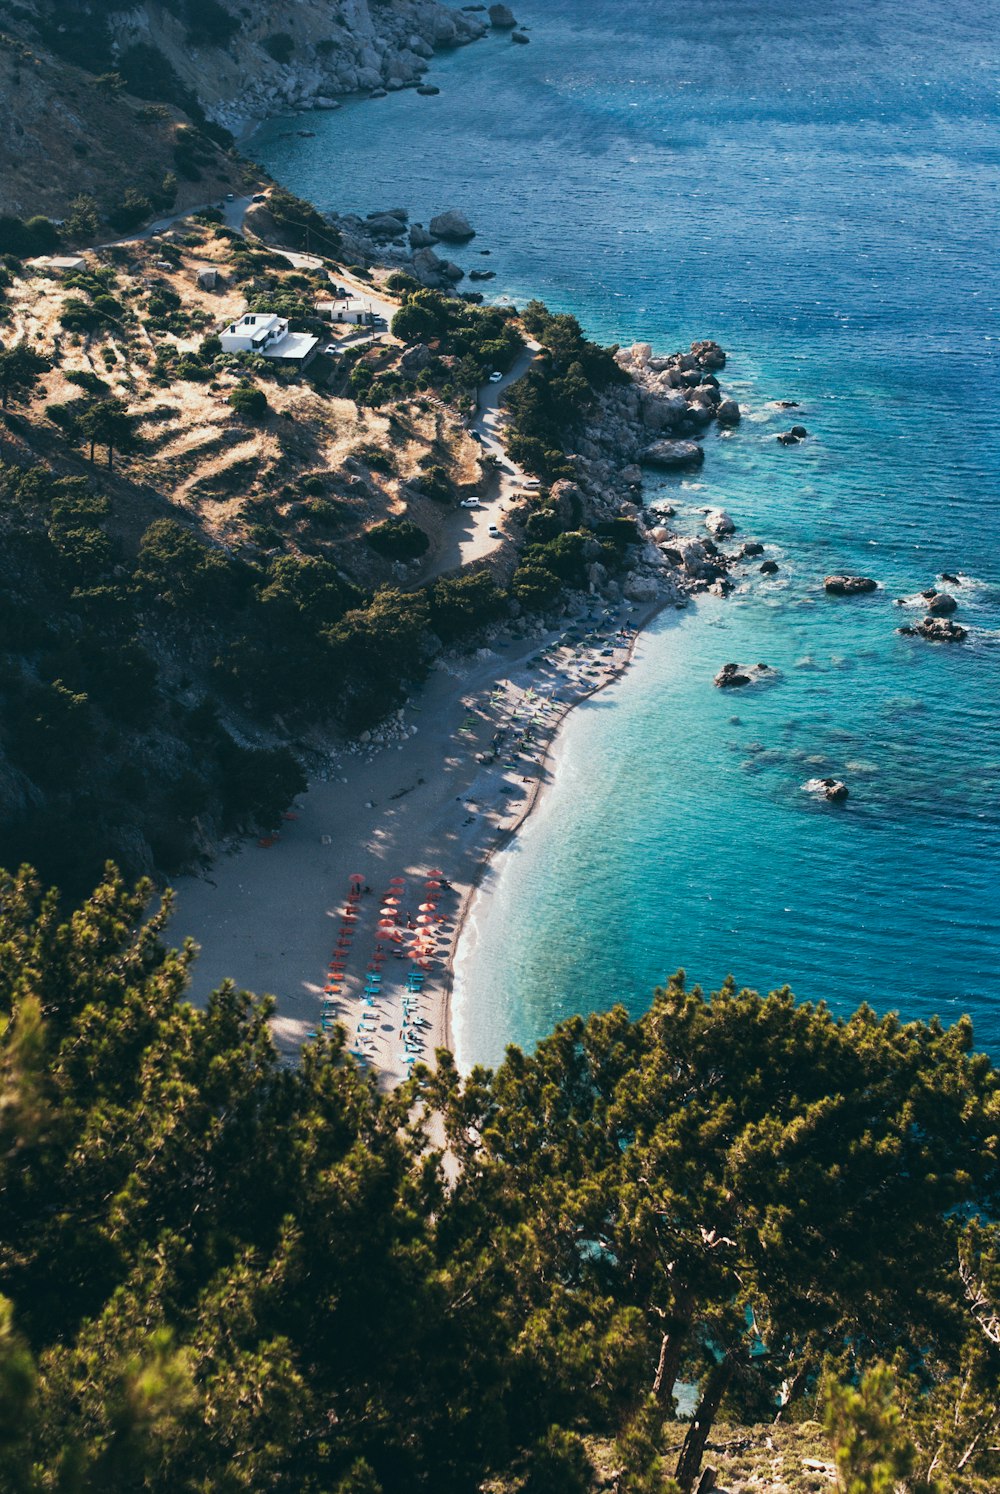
[0,0,485,220]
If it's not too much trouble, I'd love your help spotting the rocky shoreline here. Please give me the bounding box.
[107,0,495,138]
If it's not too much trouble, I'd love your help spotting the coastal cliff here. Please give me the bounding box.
[0,0,484,217]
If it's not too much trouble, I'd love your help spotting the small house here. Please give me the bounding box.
[317,297,375,326]
[219,312,318,366]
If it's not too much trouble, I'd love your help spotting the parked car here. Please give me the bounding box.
[460,498,482,509]
[226,192,235,201]
[488,524,500,536]
[488,370,503,383]
[251,193,267,203]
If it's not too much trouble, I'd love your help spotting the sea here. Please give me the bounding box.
[248,0,1000,1067]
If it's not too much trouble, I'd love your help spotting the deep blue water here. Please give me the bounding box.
[249,0,1000,1063]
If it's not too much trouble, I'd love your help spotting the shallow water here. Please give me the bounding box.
[249,0,1000,1062]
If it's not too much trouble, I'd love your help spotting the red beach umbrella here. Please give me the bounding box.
[389,876,406,885]
[418,901,437,912]
[350,873,364,883]
[426,868,443,877]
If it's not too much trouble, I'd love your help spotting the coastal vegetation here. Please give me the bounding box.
[0,868,997,1493]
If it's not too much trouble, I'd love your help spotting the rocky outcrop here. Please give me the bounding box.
[824,575,878,596]
[488,4,518,27]
[760,559,779,575]
[714,662,776,689]
[923,589,957,615]
[429,208,476,241]
[804,777,849,803]
[642,440,704,469]
[716,398,741,425]
[105,0,489,137]
[777,425,809,445]
[898,616,968,642]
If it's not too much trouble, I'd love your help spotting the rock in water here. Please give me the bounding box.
[760,559,779,575]
[804,777,850,803]
[489,3,517,26]
[429,208,475,241]
[923,590,957,615]
[714,663,751,688]
[409,223,435,248]
[898,616,968,642]
[417,84,441,95]
[511,29,530,42]
[716,398,741,425]
[705,508,736,537]
[642,439,704,469]
[824,574,878,596]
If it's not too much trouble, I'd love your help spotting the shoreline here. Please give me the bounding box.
[176,594,675,1084]
[442,597,670,1066]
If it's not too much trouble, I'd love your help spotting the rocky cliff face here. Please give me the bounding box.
[106,0,486,134]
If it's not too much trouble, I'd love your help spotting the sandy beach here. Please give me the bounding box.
[176,599,668,1083]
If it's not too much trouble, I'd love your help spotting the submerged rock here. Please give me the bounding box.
[824,574,878,596]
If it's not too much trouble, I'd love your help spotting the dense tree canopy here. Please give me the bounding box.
[1,872,998,1493]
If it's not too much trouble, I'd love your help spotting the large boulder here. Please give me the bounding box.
[923,589,957,615]
[640,392,688,431]
[624,573,660,603]
[511,29,530,43]
[642,439,704,469]
[705,508,736,538]
[409,223,435,248]
[716,398,741,425]
[824,574,878,596]
[411,246,445,285]
[430,208,475,241]
[488,4,517,27]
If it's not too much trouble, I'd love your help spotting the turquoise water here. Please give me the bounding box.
[249,0,1000,1063]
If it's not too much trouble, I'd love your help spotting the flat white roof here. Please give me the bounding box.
[262,332,319,361]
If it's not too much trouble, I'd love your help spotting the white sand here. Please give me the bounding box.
[176,602,664,1084]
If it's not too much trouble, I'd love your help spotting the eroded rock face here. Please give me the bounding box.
[824,575,878,596]
[642,439,704,469]
[429,208,475,240]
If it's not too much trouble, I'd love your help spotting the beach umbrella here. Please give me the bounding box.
[426,868,443,877]
[418,901,437,912]
[389,875,406,885]
[349,873,364,884]
[381,896,401,907]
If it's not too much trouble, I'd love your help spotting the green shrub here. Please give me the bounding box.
[365,518,429,560]
[228,381,268,420]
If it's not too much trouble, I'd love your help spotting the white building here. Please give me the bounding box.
[317,297,375,326]
[219,312,318,364]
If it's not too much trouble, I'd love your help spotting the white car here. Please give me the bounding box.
[460,498,482,509]
[488,371,503,383]
[488,524,500,536]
